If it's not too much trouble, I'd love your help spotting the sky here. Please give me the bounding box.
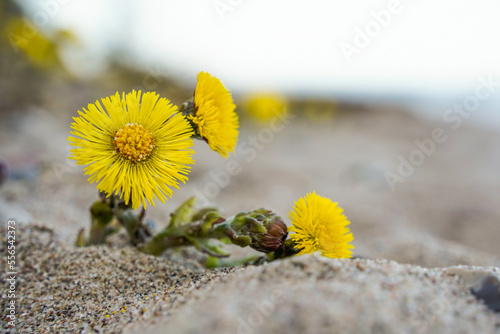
[22,0,500,125]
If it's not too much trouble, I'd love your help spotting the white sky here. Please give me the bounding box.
[23,0,500,124]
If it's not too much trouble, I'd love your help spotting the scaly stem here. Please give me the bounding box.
[140,220,216,255]
[139,235,190,255]
[87,199,114,245]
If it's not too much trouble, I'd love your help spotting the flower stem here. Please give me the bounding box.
[87,199,114,245]
[140,206,288,257]
[139,234,190,255]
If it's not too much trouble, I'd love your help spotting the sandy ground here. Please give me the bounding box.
[2,104,500,256]
[1,225,499,334]
[1,104,500,333]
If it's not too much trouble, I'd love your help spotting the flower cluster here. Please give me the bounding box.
[69,91,194,210]
[69,72,354,263]
[69,72,238,210]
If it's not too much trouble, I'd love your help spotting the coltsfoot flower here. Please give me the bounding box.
[4,17,74,69]
[68,91,194,209]
[243,93,288,123]
[181,72,238,158]
[288,192,354,259]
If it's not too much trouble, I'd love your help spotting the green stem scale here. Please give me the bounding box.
[140,198,290,259]
[78,195,300,266]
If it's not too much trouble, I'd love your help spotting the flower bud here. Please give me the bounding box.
[224,209,286,253]
[248,211,288,253]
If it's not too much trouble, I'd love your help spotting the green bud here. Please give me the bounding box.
[222,209,288,253]
[90,200,113,226]
[247,210,288,253]
[169,196,196,228]
[88,199,114,245]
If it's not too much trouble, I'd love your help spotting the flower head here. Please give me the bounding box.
[288,192,354,259]
[243,93,288,123]
[184,72,238,158]
[68,91,194,209]
[4,17,60,68]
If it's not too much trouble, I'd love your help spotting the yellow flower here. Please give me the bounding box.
[288,192,354,259]
[243,93,288,123]
[4,18,60,68]
[68,91,194,210]
[185,72,238,158]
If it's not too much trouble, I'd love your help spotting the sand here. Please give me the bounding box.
[1,106,500,333]
[1,225,499,333]
[0,225,234,333]
[130,256,500,334]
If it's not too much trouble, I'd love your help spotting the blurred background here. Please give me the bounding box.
[1,0,499,264]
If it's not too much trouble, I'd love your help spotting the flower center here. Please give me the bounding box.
[113,123,155,162]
